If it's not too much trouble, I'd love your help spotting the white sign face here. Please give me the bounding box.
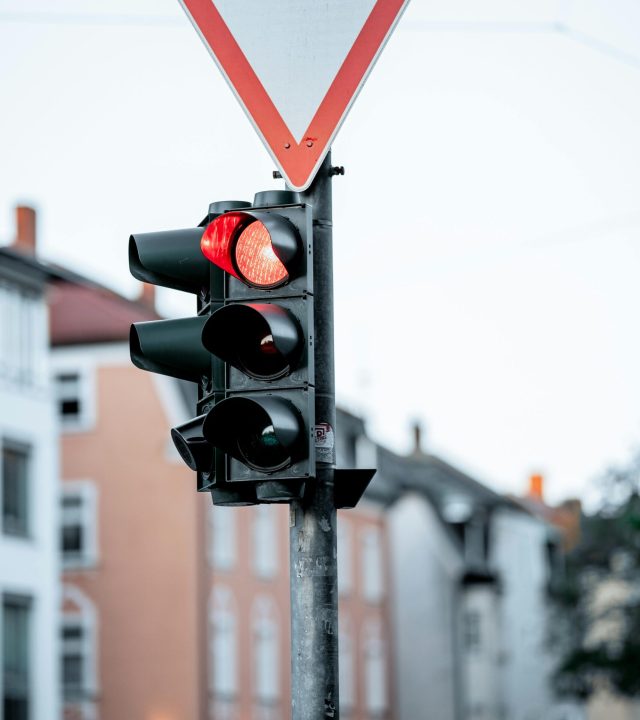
[179,0,411,191]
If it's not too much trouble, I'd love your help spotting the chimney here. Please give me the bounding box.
[139,282,156,311]
[13,206,37,254]
[412,421,425,456]
[528,473,544,501]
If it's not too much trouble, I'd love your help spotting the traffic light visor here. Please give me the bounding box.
[130,317,209,383]
[170,415,212,472]
[129,227,208,294]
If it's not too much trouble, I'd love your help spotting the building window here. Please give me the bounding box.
[253,596,279,705]
[61,586,98,703]
[339,616,355,714]
[3,594,31,720]
[463,610,482,653]
[364,619,387,716]
[337,516,352,596]
[53,368,94,432]
[55,372,82,421]
[61,621,86,696]
[60,483,97,569]
[361,527,384,603]
[253,506,277,580]
[2,441,30,538]
[209,504,236,571]
[211,588,238,699]
[0,284,44,389]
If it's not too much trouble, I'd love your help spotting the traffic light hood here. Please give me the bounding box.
[130,316,210,383]
[171,415,212,473]
[129,227,209,294]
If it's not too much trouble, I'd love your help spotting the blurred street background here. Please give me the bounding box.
[0,0,639,719]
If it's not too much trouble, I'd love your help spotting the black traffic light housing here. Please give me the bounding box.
[194,191,315,502]
[129,192,373,508]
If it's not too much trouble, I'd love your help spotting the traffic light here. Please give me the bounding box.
[129,191,315,505]
[195,190,314,503]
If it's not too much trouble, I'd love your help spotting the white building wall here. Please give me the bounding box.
[0,306,60,719]
[388,493,464,720]
[490,508,554,720]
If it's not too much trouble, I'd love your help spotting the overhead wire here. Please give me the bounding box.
[0,4,639,70]
[0,12,181,26]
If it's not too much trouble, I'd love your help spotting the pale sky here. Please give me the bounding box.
[1,0,639,504]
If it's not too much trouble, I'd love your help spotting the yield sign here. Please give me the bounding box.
[178,0,410,191]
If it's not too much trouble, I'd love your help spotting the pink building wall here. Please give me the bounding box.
[61,365,209,720]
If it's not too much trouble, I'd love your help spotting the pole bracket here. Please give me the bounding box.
[334,468,376,509]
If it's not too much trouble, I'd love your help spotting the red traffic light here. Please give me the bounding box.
[200,211,300,289]
[235,222,288,287]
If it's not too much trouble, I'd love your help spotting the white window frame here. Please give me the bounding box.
[210,587,238,699]
[1,437,32,539]
[253,596,280,705]
[339,615,355,713]
[0,282,46,390]
[361,526,385,603]
[463,609,482,654]
[363,619,388,716]
[52,362,96,433]
[252,506,278,580]
[208,504,237,571]
[2,592,32,717]
[61,585,99,701]
[337,515,353,596]
[61,481,98,570]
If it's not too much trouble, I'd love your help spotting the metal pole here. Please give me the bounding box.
[289,151,339,720]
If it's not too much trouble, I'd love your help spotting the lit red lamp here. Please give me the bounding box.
[200,211,299,289]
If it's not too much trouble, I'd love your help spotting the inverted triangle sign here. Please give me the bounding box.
[179,0,410,191]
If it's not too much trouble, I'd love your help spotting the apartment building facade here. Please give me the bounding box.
[0,209,60,720]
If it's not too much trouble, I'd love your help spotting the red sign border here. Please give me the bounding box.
[179,0,409,190]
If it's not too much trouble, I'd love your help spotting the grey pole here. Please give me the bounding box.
[289,151,339,720]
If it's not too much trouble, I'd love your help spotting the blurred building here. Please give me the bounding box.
[515,473,582,552]
[0,209,60,720]
[375,428,566,720]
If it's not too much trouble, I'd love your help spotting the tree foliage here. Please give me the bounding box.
[551,452,640,699]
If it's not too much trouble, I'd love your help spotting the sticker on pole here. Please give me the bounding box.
[314,423,336,464]
[178,0,411,191]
